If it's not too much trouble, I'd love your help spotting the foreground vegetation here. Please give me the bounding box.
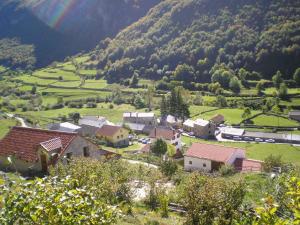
[0,158,299,224]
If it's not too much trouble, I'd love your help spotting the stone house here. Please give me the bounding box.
[78,116,108,137]
[0,127,100,174]
[183,118,216,138]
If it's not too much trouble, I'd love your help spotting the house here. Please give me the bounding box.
[184,143,246,172]
[123,112,157,126]
[96,125,129,147]
[149,127,182,151]
[0,127,100,174]
[183,119,195,132]
[210,114,225,125]
[79,116,108,137]
[288,111,300,122]
[194,119,216,139]
[161,115,182,128]
[220,127,245,139]
[48,122,82,133]
[183,118,216,138]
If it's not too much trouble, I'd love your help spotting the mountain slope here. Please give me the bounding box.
[93,0,300,82]
[0,0,161,68]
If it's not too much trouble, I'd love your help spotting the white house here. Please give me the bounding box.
[48,122,82,133]
[123,112,157,126]
[149,127,182,151]
[184,143,245,172]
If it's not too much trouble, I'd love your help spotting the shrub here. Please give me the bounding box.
[219,164,235,176]
[263,155,284,172]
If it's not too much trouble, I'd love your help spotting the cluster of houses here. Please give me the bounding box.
[0,112,263,175]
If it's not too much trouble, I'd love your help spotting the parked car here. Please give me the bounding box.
[255,138,264,142]
[265,139,275,143]
[233,136,242,141]
[244,137,254,141]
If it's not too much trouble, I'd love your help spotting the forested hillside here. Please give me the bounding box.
[93,0,300,83]
[0,0,160,68]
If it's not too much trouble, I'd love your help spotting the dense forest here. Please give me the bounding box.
[0,0,160,68]
[92,0,300,83]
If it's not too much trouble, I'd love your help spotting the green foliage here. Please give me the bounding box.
[229,76,241,94]
[219,164,235,176]
[263,155,284,172]
[272,71,283,89]
[173,64,195,82]
[160,160,178,178]
[162,87,190,120]
[242,107,251,120]
[182,173,246,225]
[193,92,203,106]
[0,38,35,69]
[0,176,119,224]
[151,138,168,156]
[293,68,300,85]
[278,82,288,99]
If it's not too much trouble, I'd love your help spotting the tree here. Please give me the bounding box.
[160,95,168,117]
[31,85,37,95]
[278,82,288,99]
[242,107,251,121]
[256,81,265,95]
[160,160,178,178]
[216,95,227,107]
[69,112,80,124]
[183,173,245,225]
[145,85,155,110]
[133,94,145,109]
[130,72,139,87]
[211,69,233,89]
[272,71,283,89]
[0,176,119,224]
[229,77,241,94]
[151,138,168,156]
[293,68,300,85]
[173,64,195,82]
[193,92,203,106]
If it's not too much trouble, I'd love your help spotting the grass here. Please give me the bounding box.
[33,69,79,81]
[0,119,17,139]
[251,114,299,127]
[81,80,108,89]
[103,143,143,154]
[16,75,58,85]
[19,103,139,125]
[182,136,300,166]
[79,69,97,76]
[199,108,261,125]
[264,87,300,95]
[190,105,218,118]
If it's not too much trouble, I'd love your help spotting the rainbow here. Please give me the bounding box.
[29,0,79,30]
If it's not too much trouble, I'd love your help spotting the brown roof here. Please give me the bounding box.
[40,138,62,152]
[97,125,122,137]
[210,114,224,124]
[185,143,245,163]
[149,128,176,140]
[0,127,77,162]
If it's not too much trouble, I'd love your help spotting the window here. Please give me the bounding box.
[83,147,90,157]
[117,136,119,139]
[66,152,72,159]
[189,161,192,165]
[203,163,206,167]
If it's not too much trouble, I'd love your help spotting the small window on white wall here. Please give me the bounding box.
[189,161,192,165]
[203,163,206,167]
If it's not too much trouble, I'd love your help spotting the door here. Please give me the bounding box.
[41,154,48,173]
[211,161,223,171]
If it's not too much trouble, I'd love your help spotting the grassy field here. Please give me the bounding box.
[82,80,108,89]
[0,119,17,139]
[264,87,300,95]
[182,136,300,166]
[19,103,141,126]
[251,114,299,127]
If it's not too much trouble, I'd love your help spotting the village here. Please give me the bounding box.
[3,108,299,175]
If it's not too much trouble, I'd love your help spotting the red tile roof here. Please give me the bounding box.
[0,127,77,162]
[40,138,62,152]
[96,125,122,137]
[234,158,262,172]
[185,143,245,163]
[149,128,176,140]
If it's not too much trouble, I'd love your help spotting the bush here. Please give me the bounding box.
[263,155,284,172]
[219,164,235,176]
[160,160,178,178]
